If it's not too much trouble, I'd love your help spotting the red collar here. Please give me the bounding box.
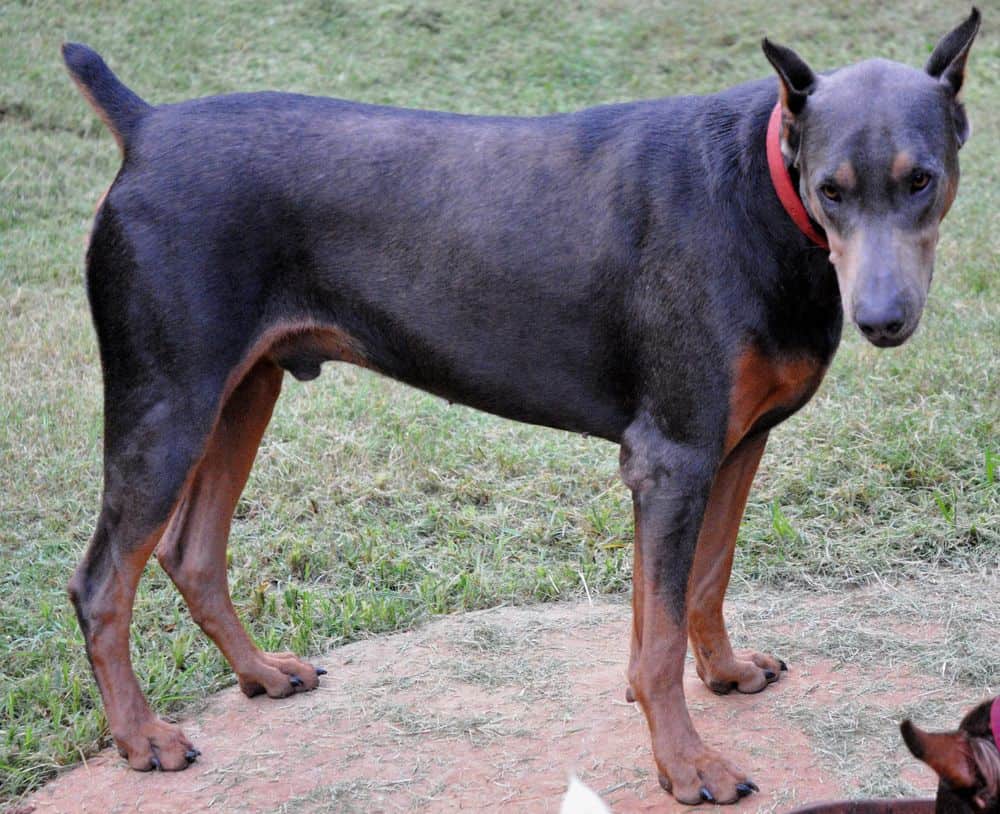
[991,696,1000,751]
[766,102,829,250]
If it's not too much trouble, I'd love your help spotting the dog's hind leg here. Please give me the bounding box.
[69,201,306,769]
[155,358,323,699]
[69,393,215,770]
[686,432,785,694]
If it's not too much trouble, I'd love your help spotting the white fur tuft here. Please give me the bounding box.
[560,775,612,814]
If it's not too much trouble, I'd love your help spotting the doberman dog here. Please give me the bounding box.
[903,697,1000,814]
[63,9,980,804]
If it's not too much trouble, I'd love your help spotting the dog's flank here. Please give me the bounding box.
[63,8,979,804]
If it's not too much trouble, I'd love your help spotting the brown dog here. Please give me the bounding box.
[902,697,1000,814]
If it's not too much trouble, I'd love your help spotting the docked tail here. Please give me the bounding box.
[62,43,151,151]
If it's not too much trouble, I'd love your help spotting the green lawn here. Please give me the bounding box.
[1,0,997,802]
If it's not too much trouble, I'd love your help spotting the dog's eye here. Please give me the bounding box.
[910,171,931,193]
[819,183,841,202]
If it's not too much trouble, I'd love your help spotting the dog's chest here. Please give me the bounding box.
[725,346,827,452]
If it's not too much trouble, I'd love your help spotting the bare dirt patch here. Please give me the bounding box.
[22,582,983,814]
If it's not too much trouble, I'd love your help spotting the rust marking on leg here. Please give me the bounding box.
[155,327,354,698]
[76,320,366,767]
[156,359,284,680]
[687,433,777,694]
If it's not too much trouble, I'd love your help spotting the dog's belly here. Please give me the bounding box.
[293,242,633,437]
[262,303,635,441]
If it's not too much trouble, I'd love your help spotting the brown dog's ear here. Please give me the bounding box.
[926,7,981,98]
[761,39,817,117]
[901,719,978,790]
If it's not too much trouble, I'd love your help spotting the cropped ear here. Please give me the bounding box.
[926,7,981,98]
[762,38,817,117]
[901,720,978,790]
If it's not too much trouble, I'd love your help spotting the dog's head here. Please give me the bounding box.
[762,9,980,347]
[901,697,1000,814]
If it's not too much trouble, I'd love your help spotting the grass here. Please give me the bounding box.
[1,0,997,804]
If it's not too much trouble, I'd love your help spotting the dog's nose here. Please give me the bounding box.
[855,299,908,346]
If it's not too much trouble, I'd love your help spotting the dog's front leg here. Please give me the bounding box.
[688,432,786,694]
[620,415,756,805]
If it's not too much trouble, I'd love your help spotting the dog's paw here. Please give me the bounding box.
[236,650,324,698]
[657,743,757,805]
[697,650,786,695]
[114,716,199,771]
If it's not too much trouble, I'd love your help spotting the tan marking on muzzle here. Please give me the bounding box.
[891,223,939,304]
[825,227,864,320]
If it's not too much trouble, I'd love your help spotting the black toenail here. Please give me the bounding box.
[779,659,788,671]
[315,667,327,676]
[658,773,672,792]
[290,675,303,687]
[700,786,715,803]
[736,783,755,797]
[151,756,161,770]
[185,748,200,762]
[765,669,776,680]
